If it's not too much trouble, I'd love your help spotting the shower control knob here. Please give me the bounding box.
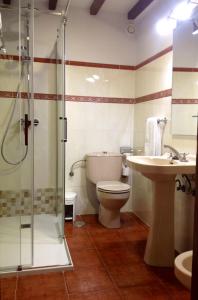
[34,119,39,126]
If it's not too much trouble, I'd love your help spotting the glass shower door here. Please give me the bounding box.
[19,0,34,269]
[56,19,66,240]
[0,0,34,273]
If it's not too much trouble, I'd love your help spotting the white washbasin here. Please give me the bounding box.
[126,155,196,267]
[175,251,192,290]
[127,156,196,176]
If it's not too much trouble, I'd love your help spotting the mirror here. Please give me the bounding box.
[172,19,198,135]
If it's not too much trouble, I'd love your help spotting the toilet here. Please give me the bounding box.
[86,152,131,228]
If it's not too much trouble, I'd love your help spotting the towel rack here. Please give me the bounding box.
[157,117,167,124]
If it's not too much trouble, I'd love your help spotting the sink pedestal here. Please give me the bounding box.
[127,155,195,267]
[144,174,176,267]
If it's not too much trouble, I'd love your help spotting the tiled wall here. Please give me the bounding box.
[65,65,135,214]
[132,49,196,253]
[0,188,58,217]
[0,56,135,215]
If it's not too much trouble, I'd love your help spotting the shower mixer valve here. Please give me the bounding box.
[20,116,39,146]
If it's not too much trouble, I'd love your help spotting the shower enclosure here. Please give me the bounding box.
[0,0,72,273]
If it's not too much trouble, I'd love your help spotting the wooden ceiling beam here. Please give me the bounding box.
[128,0,154,20]
[3,0,11,4]
[49,0,58,10]
[90,0,106,15]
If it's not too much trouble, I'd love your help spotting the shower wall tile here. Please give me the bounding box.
[172,71,198,99]
[66,66,135,99]
[133,50,196,254]
[0,188,57,217]
[66,101,134,215]
[135,52,173,98]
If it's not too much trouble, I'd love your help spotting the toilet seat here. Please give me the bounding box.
[97,181,130,194]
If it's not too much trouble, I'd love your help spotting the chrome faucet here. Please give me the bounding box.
[164,145,189,162]
[164,144,180,160]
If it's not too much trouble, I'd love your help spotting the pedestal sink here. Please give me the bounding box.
[127,156,196,267]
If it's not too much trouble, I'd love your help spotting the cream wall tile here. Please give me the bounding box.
[0,60,25,92]
[172,72,198,98]
[135,52,173,98]
[65,101,134,214]
[34,63,56,94]
[34,100,57,189]
[172,104,197,135]
[66,66,135,98]
[133,97,172,150]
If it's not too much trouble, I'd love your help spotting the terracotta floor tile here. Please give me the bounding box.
[91,231,125,249]
[67,234,94,250]
[68,289,121,300]
[119,285,170,300]
[16,288,69,300]
[119,214,147,231]
[108,263,160,288]
[98,245,142,266]
[81,214,99,224]
[86,223,118,236]
[118,228,148,243]
[64,266,113,294]
[17,272,66,298]
[70,248,102,268]
[141,266,190,299]
[65,222,88,238]
[125,239,147,259]
[0,276,17,300]
[0,213,192,300]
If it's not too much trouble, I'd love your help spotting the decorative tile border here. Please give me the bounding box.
[0,54,19,61]
[66,60,135,70]
[173,67,198,72]
[0,90,174,104]
[135,46,173,70]
[0,46,173,70]
[172,99,198,104]
[66,95,135,104]
[0,54,59,64]
[0,54,134,69]
[0,90,134,104]
[0,91,61,101]
[0,188,61,217]
[135,89,172,104]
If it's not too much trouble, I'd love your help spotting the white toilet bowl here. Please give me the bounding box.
[96,181,130,228]
[174,250,192,290]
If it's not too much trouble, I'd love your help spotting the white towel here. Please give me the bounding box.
[144,117,163,156]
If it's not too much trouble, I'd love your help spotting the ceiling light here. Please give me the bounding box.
[170,0,197,21]
[156,17,177,36]
[192,20,198,34]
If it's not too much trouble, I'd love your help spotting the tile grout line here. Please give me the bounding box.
[84,221,124,300]
[62,270,70,299]
[14,272,19,300]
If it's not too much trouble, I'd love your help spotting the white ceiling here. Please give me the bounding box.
[0,0,153,18]
[33,0,139,14]
[70,0,139,14]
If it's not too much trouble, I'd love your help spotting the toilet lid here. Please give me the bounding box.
[97,181,130,194]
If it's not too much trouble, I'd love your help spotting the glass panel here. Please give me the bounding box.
[56,20,66,240]
[19,0,34,268]
[0,0,34,272]
[32,12,68,268]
